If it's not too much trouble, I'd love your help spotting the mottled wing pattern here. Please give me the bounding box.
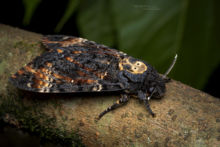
[42,35,88,50]
[10,35,126,93]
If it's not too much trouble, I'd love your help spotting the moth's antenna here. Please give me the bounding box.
[147,54,177,111]
[162,54,178,78]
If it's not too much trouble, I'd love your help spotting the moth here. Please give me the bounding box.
[10,35,177,120]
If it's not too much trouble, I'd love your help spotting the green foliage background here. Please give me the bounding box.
[23,0,220,90]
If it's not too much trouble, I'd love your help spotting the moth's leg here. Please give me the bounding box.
[144,99,155,117]
[138,91,155,117]
[97,94,129,120]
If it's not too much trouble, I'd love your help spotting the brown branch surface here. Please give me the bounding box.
[0,24,220,147]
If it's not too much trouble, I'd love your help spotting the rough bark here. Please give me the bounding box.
[0,24,219,147]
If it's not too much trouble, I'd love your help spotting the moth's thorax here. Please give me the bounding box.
[119,56,147,74]
[118,57,166,98]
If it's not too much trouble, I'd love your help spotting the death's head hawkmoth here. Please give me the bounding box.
[10,35,177,120]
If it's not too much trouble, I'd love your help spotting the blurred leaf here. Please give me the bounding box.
[55,0,79,32]
[22,0,41,25]
[111,0,181,67]
[77,0,220,89]
[170,0,220,89]
[77,0,116,46]
[78,0,181,63]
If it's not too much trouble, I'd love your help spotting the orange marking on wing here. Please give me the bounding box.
[65,56,73,62]
[11,75,16,79]
[25,66,36,73]
[35,72,49,81]
[34,72,44,79]
[96,72,107,79]
[53,73,73,83]
[40,67,52,75]
[32,84,42,89]
[43,38,85,47]
[53,73,63,79]
[55,80,62,84]
[63,77,73,83]
[17,70,25,75]
[35,79,44,85]
[69,58,79,65]
[57,49,63,53]
[33,79,43,88]
[43,82,50,87]
[60,38,84,47]
[86,79,95,84]
[72,50,82,54]
[40,68,47,73]
[83,66,94,72]
[75,78,96,84]
[65,57,85,69]
[33,79,50,88]
[42,75,49,81]
[77,71,87,77]
[45,62,52,67]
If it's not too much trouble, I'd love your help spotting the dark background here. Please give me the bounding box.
[0,0,219,146]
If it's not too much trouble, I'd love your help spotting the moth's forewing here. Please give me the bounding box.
[10,36,126,93]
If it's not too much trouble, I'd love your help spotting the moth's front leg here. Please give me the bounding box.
[138,90,155,117]
[97,94,129,120]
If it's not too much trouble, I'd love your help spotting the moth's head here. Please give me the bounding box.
[147,77,166,99]
[146,54,177,99]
